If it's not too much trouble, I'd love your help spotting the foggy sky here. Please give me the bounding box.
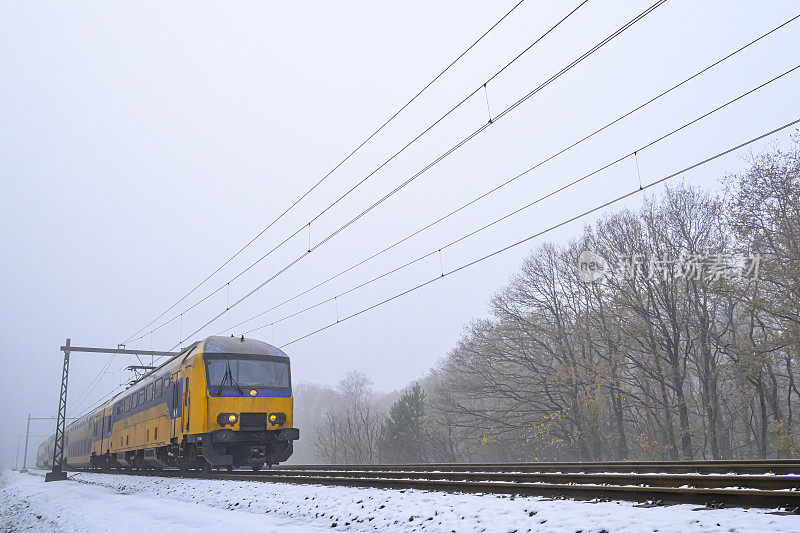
[1,0,798,468]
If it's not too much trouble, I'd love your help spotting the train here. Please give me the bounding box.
[37,335,299,472]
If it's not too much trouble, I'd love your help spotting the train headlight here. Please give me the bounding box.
[249,389,258,397]
[217,413,238,426]
[268,412,287,426]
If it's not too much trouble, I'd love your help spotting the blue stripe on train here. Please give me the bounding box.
[207,388,291,398]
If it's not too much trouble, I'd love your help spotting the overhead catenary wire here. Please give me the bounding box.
[125,0,595,346]
[71,355,115,414]
[70,381,127,421]
[239,65,799,336]
[274,117,800,348]
[69,340,148,418]
[142,0,665,350]
[215,14,800,336]
[68,343,199,421]
[120,0,535,346]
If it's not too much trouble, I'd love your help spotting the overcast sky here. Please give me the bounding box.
[1,0,798,468]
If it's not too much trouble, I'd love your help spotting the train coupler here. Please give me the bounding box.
[248,445,267,463]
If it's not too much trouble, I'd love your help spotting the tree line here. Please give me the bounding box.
[290,139,800,464]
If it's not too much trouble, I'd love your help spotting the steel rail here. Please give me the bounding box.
[238,469,800,491]
[274,461,800,475]
[52,460,800,509]
[109,469,799,508]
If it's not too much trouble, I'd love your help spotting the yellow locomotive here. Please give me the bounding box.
[37,335,298,472]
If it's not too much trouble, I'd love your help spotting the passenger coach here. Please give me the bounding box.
[37,335,299,472]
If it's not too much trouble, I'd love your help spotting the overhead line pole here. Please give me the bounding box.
[20,416,77,473]
[45,339,178,482]
[14,435,20,471]
[22,415,30,473]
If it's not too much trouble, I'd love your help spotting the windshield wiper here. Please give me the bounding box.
[228,364,244,396]
[215,361,244,396]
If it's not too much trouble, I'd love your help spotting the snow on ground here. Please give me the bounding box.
[2,470,799,532]
[0,471,328,532]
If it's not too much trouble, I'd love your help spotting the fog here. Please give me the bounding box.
[1,0,798,468]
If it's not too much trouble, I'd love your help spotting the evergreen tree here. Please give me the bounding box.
[380,383,426,463]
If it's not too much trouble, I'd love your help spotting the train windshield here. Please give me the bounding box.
[205,355,290,391]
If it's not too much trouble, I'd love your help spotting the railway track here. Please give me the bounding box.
[276,459,800,475]
[65,460,800,509]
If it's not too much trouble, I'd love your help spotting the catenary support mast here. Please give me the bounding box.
[45,338,178,482]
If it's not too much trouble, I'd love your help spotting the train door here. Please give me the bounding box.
[104,408,112,453]
[171,373,181,439]
[100,409,106,454]
[93,415,99,457]
[182,376,190,433]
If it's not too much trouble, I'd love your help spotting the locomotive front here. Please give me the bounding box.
[195,336,299,470]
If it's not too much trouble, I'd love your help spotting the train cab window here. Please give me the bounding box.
[155,379,163,398]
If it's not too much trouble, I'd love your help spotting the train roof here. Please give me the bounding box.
[202,335,288,358]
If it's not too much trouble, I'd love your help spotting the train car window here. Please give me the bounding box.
[148,383,155,401]
[155,379,163,398]
[138,389,145,406]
